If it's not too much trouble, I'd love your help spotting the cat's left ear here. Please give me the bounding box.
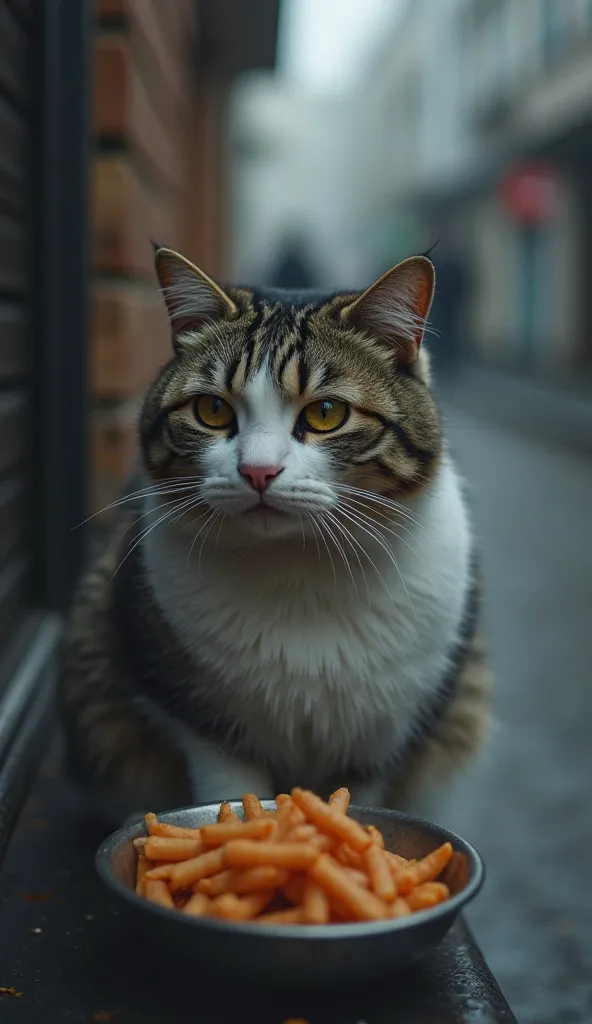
[341,256,435,365]
[154,246,237,344]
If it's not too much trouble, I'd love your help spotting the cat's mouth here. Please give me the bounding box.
[243,501,289,520]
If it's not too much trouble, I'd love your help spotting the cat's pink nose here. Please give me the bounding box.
[239,464,283,492]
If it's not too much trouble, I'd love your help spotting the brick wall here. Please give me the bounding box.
[92,0,227,515]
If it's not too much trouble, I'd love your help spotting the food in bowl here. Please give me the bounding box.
[133,788,454,925]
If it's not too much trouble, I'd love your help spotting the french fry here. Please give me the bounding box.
[440,850,465,892]
[145,879,174,909]
[302,880,330,924]
[366,825,385,849]
[168,847,226,892]
[200,818,275,846]
[283,824,334,850]
[276,799,306,837]
[224,840,319,872]
[328,895,352,921]
[242,794,265,820]
[291,789,372,854]
[256,906,304,925]
[384,851,410,872]
[344,867,370,889]
[363,845,396,902]
[283,824,317,843]
[218,802,240,824]
[136,794,454,925]
[182,892,212,916]
[390,897,412,918]
[195,869,239,897]
[144,863,175,881]
[283,874,306,905]
[197,867,287,896]
[395,843,453,895]
[310,855,388,922]
[335,843,364,869]
[135,854,154,896]
[145,836,205,862]
[309,833,334,852]
[234,866,289,894]
[211,891,274,921]
[144,813,202,840]
[328,787,350,813]
[405,882,450,912]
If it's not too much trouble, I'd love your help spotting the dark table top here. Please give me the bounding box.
[0,749,517,1024]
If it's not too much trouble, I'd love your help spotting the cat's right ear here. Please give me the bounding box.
[154,247,237,344]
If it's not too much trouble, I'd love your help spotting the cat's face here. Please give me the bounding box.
[140,250,442,541]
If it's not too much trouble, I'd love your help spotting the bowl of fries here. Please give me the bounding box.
[96,788,484,989]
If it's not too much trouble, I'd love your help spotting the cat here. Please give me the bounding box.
[61,246,490,823]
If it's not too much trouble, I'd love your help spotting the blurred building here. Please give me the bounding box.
[91,0,279,514]
[232,0,592,379]
[357,0,592,376]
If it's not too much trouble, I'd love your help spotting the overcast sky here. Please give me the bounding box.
[278,0,405,95]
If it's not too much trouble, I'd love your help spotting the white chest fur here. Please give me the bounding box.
[143,458,471,785]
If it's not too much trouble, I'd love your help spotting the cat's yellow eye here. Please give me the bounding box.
[302,399,349,434]
[194,394,235,430]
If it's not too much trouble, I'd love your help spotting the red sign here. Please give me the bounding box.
[501,163,560,225]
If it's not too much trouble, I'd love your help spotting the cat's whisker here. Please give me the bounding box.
[185,508,217,576]
[125,495,198,550]
[337,498,433,567]
[171,498,207,525]
[331,483,424,524]
[334,483,433,531]
[342,491,436,540]
[214,513,226,551]
[125,491,204,535]
[75,478,203,527]
[309,515,338,590]
[303,512,322,567]
[298,515,307,551]
[335,488,428,535]
[323,510,395,609]
[338,499,433,583]
[319,512,360,601]
[198,510,223,577]
[107,494,199,585]
[333,505,416,617]
[322,510,370,605]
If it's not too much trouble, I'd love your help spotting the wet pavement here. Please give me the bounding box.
[427,402,592,1023]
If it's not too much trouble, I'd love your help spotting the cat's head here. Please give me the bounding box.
[140,247,442,541]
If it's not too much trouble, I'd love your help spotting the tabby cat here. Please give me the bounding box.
[61,247,490,822]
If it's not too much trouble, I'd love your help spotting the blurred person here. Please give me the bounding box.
[268,230,319,290]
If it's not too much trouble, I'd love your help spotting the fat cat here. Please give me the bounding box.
[61,246,490,822]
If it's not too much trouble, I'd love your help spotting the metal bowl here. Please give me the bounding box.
[96,802,484,990]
